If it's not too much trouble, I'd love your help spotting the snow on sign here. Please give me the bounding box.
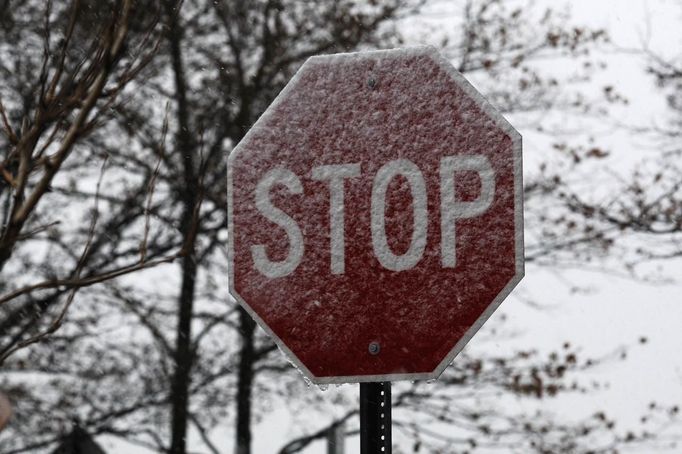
[227,47,524,384]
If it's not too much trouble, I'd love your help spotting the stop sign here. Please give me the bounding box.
[228,47,523,384]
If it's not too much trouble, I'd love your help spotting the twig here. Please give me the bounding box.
[0,156,107,363]
[14,221,61,241]
[140,102,170,261]
[189,414,221,454]
[0,0,135,274]
[0,96,17,144]
[0,253,180,307]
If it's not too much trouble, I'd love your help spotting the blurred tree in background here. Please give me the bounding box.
[0,1,680,453]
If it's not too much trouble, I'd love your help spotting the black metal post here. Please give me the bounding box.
[360,382,391,454]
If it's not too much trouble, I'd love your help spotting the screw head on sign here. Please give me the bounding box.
[368,341,381,355]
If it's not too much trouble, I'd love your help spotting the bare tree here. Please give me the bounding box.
[3,1,420,452]
[0,0,176,361]
[552,11,682,272]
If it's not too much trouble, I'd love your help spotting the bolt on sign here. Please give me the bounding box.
[228,47,524,385]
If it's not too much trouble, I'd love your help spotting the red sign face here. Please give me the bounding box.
[228,47,523,384]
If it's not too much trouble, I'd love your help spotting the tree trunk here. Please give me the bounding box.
[169,247,197,454]
[235,308,256,454]
[165,2,199,453]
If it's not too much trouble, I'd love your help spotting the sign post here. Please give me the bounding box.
[228,46,523,452]
[360,382,391,454]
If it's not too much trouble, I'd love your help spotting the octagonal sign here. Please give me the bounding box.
[228,47,523,384]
